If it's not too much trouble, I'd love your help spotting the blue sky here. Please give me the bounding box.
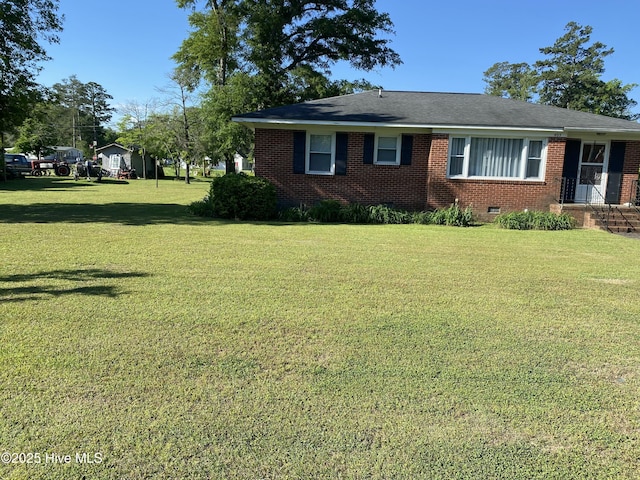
[36,0,640,123]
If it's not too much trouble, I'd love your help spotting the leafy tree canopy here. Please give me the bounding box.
[174,0,400,172]
[48,75,115,154]
[483,22,638,120]
[1,0,63,156]
[13,99,58,159]
[174,0,400,104]
[1,0,63,178]
[482,62,538,103]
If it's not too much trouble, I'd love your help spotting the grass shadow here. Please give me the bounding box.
[0,176,207,192]
[0,202,212,225]
[0,268,151,303]
[0,177,95,191]
[0,177,215,225]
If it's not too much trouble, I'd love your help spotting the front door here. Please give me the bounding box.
[576,142,608,204]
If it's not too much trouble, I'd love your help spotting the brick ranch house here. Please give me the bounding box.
[233,90,640,221]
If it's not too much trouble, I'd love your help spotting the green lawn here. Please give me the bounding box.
[1,176,640,479]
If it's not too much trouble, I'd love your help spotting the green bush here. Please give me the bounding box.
[339,203,370,224]
[495,210,576,230]
[190,173,277,220]
[429,204,474,227]
[367,204,412,224]
[187,198,214,217]
[308,199,343,222]
[279,206,310,222]
[411,211,433,225]
[274,201,475,226]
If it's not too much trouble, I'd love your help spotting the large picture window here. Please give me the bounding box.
[448,136,546,180]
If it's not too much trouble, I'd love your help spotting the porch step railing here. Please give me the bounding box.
[584,179,613,232]
[631,179,640,208]
[555,177,639,233]
[556,177,576,208]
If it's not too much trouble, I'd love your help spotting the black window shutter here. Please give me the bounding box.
[363,133,374,164]
[335,133,348,175]
[400,134,413,165]
[561,139,581,202]
[562,139,581,180]
[293,131,306,174]
[605,141,626,204]
[608,141,626,174]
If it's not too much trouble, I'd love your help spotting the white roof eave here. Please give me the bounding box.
[564,126,640,134]
[232,117,565,134]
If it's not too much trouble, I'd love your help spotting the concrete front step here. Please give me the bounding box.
[551,204,640,232]
[592,209,640,232]
[595,218,640,226]
[604,225,636,233]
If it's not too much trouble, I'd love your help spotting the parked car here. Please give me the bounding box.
[4,153,31,177]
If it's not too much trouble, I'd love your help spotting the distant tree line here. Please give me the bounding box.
[3,2,637,184]
[483,22,638,120]
[3,0,401,182]
[13,75,118,160]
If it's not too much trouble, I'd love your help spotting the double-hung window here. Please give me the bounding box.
[375,135,401,165]
[307,133,335,174]
[448,137,466,176]
[526,140,544,179]
[448,136,546,180]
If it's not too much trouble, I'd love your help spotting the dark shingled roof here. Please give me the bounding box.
[234,90,640,133]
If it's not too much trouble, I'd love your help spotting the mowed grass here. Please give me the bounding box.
[1,176,640,479]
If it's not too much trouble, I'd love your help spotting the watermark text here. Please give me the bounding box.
[1,451,102,465]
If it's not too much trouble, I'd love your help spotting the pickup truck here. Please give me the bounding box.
[3,153,31,177]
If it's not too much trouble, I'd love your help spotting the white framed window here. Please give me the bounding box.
[525,140,544,179]
[374,135,401,165]
[447,136,547,180]
[307,133,335,175]
[448,137,466,176]
[109,154,123,171]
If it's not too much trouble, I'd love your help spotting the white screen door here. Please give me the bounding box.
[576,142,608,204]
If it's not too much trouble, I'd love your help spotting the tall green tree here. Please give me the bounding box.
[238,0,400,107]
[175,0,401,172]
[482,62,537,102]
[200,69,377,172]
[13,100,58,159]
[157,70,205,182]
[0,0,63,179]
[536,22,624,113]
[174,0,240,88]
[49,76,115,155]
[144,112,184,177]
[116,100,160,180]
[483,22,638,120]
[50,75,86,148]
[84,81,114,149]
[200,72,256,167]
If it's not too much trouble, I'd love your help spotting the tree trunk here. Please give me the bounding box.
[225,156,235,174]
[1,133,5,181]
[142,147,147,180]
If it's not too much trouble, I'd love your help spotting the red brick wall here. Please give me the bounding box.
[254,128,431,210]
[426,135,567,219]
[255,128,639,216]
[620,140,640,204]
